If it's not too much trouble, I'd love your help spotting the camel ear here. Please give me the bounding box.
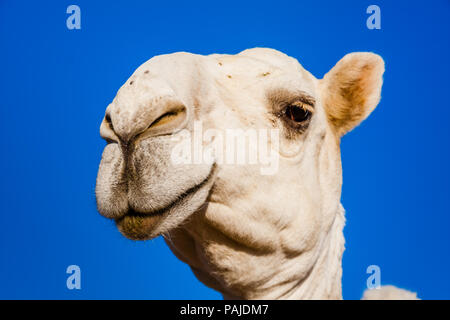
[320,52,385,137]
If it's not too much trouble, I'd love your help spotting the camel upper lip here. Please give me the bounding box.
[118,163,217,220]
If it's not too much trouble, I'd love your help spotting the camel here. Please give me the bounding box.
[95,48,417,300]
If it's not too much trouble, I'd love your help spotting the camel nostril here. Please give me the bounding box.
[102,99,188,143]
[149,111,180,128]
[139,105,188,139]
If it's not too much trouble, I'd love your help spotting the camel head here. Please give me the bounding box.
[96,48,384,299]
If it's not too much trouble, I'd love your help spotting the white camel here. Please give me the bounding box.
[95,48,417,300]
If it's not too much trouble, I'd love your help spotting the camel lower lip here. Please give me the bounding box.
[116,213,163,240]
[116,208,166,233]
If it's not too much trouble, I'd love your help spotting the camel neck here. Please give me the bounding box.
[225,206,346,300]
[166,205,346,300]
[282,207,345,299]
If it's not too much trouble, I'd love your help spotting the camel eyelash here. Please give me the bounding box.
[274,100,314,135]
[267,89,316,137]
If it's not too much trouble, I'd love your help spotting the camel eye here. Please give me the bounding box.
[284,104,311,123]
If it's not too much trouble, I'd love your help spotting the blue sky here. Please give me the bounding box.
[0,0,449,299]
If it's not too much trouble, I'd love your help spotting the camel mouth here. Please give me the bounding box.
[115,164,217,240]
[121,208,166,219]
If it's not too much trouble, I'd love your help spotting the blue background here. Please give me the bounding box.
[0,0,449,299]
